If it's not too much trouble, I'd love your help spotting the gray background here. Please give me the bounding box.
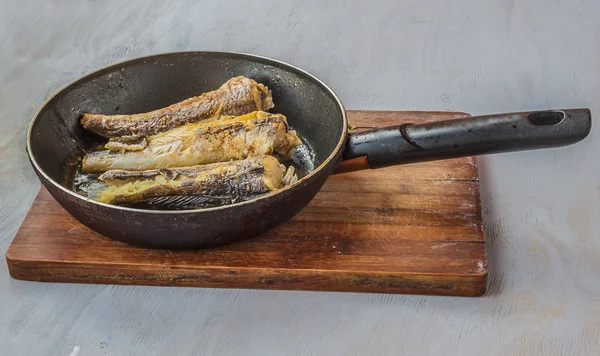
[1,0,599,355]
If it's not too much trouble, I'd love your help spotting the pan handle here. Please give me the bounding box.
[338,108,591,173]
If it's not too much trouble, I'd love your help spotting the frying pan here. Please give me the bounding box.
[27,51,591,249]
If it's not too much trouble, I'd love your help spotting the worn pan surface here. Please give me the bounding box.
[27,52,591,249]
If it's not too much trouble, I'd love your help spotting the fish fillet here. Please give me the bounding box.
[93,156,296,208]
[80,76,274,138]
[82,111,302,173]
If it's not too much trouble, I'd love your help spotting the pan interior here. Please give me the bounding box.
[28,52,345,194]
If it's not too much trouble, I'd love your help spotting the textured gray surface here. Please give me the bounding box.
[1,0,599,355]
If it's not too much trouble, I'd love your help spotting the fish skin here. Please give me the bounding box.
[82,111,302,173]
[80,76,274,138]
[104,136,148,152]
[94,156,295,209]
[99,159,252,181]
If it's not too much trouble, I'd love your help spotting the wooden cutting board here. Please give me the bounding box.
[6,111,487,296]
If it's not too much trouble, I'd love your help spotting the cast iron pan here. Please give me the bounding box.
[27,52,592,249]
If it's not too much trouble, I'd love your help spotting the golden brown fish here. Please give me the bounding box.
[93,156,297,209]
[80,76,274,139]
[104,136,148,152]
[82,111,302,173]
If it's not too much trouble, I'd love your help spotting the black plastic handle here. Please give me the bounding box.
[343,108,591,168]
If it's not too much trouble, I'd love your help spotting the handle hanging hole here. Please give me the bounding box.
[527,111,565,126]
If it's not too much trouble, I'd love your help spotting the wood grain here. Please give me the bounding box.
[6,111,487,296]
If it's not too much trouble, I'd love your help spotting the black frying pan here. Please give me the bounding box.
[27,52,591,249]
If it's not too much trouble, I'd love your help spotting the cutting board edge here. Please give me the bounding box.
[346,109,471,116]
[6,256,488,296]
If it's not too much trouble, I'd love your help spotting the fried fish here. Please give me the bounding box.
[80,76,274,139]
[93,156,297,209]
[81,111,302,173]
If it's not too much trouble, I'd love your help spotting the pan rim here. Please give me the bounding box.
[27,50,348,214]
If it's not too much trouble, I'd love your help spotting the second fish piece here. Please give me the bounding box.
[82,111,303,173]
